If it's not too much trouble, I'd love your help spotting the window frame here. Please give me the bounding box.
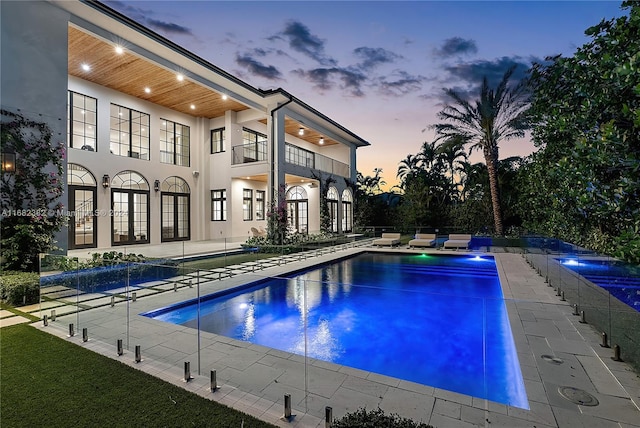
[211,189,227,221]
[160,118,190,166]
[109,103,150,160]
[68,91,98,151]
[256,190,265,220]
[210,128,225,153]
[243,188,253,221]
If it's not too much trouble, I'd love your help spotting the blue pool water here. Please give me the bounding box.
[143,253,528,409]
[559,258,640,311]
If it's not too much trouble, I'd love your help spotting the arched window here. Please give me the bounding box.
[67,164,97,249]
[111,171,149,245]
[342,189,353,233]
[286,185,308,233]
[327,186,339,233]
[161,176,190,241]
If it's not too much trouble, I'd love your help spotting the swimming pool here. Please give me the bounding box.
[143,252,528,409]
[559,258,640,311]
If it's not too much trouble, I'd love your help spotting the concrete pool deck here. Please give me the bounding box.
[26,245,640,427]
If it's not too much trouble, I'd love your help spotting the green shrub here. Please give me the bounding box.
[332,408,433,428]
[0,271,40,306]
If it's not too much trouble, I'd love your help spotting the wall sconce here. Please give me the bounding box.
[102,174,110,188]
[154,179,160,192]
[1,152,16,173]
[298,127,304,136]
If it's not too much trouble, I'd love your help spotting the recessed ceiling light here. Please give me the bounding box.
[222,94,228,100]
[144,87,151,94]
[298,127,304,136]
[319,137,324,145]
[81,63,91,72]
[190,104,195,110]
[115,46,124,54]
[176,74,184,82]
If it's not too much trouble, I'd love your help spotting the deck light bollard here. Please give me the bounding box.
[282,393,292,421]
[117,339,123,356]
[573,304,579,316]
[51,309,56,321]
[612,344,623,362]
[132,292,137,302]
[173,282,178,292]
[43,314,48,326]
[110,296,115,307]
[68,323,75,337]
[325,406,333,428]
[82,328,88,342]
[600,332,609,348]
[210,369,218,392]
[579,310,587,324]
[135,345,142,363]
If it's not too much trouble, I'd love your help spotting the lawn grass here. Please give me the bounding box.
[0,323,277,428]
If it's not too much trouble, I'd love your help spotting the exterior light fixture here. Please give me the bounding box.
[298,127,304,136]
[81,63,91,72]
[221,94,228,100]
[154,179,160,192]
[115,45,124,54]
[144,87,151,94]
[319,137,324,145]
[176,73,184,81]
[190,104,196,110]
[1,151,16,173]
[102,174,110,188]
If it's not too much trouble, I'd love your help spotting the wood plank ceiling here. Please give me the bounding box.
[68,26,249,119]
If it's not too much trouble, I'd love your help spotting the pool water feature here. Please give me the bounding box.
[143,252,528,409]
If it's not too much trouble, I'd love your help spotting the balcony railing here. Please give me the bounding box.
[231,142,267,165]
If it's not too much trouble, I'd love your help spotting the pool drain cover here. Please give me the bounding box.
[541,354,564,364]
[558,387,599,406]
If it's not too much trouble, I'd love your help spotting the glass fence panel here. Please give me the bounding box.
[38,254,82,325]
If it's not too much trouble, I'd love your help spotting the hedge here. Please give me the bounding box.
[0,271,40,306]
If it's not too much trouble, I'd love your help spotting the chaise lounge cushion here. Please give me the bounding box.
[408,233,437,248]
[443,234,472,249]
[373,233,401,246]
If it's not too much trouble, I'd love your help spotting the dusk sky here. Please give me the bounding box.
[108,1,626,191]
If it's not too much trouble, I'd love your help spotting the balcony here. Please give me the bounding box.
[231,142,267,165]
[286,150,350,177]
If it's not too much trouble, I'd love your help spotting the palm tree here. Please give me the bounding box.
[436,136,468,201]
[396,154,421,188]
[431,65,529,235]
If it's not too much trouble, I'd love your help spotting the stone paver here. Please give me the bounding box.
[0,315,30,327]
[30,245,640,427]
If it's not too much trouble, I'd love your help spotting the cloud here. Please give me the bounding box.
[145,18,193,36]
[273,21,337,66]
[106,1,193,36]
[236,54,283,80]
[354,47,402,71]
[292,67,366,97]
[377,71,425,96]
[433,37,478,58]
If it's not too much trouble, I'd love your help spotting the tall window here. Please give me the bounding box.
[327,187,339,233]
[342,189,353,233]
[286,186,308,234]
[160,119,190,166]
[67,91,97,151]
[111,171,149,245]
[110,104,150,160]
[243,189,253,221]
[256,190,265,220]
[211,128,225,153]
[67,163,97,249]
[161,176,190,242]
[211,190,226,221]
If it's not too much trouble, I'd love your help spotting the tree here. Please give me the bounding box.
[396,154,420,187]
[523,1,639,262]
[1,109,66,271]
[436,137,468,201]
[430,65,530,235]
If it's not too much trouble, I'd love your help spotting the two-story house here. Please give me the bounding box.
[1,0,369,252]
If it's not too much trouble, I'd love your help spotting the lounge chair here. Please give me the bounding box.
[373,233,401,247]
[443,234,472,249]
[408,233,437,248]
[250,227,266,237]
